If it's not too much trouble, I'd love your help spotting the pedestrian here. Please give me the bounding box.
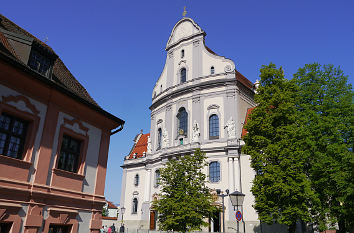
[100,226,105,233]
[110,223,116,233]
[104,225,108,233]
[108,226,112,233]
[119,224,125,233]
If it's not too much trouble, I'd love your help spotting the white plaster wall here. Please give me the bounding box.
[123,167,146,220]
[108,208,118,218]
[173,43,193,85]
[201,47,234,77]
[0,84,47,183]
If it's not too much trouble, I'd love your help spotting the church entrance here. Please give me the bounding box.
[149,211,157,230]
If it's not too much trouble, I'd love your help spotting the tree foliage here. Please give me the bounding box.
[153,149,217,232]
[243,63,319,233]
[294,64,354,232]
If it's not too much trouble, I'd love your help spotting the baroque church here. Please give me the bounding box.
[120,16,282,233]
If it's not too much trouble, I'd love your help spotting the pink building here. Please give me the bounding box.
[0,14,124,233]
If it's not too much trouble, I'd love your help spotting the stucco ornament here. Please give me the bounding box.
[147,136,152,153]
[192,121,200,143]
[225,117,236,139]
[162,128,169,148]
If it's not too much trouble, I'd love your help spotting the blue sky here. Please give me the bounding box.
[2,0,353,204]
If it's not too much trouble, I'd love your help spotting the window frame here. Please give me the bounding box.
[210,66,215,75]
[132,198,138,214]
[209,114,220,140]
[54,124,88,176]
[0,97,40,162]
[180,68,187,83]
[177,107,188,137]
[209,161,221,183]
[134,174,139,187]
[157,128,162,150]
[154,169,160,187]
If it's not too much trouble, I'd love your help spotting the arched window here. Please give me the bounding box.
[134,174,139,186]
[210,66,215,74]
[181,49,185,58]
[155,169,160,187]
[177,108,188,136]
[132,198,138,214]
[209,114,219,139]
[180,68,186,83]
[209,161,220,182]
[157,128,162,150]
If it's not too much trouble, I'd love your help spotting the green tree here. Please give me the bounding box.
[243,63,319,233]
[153,149,217,232]
[294,64,354,232]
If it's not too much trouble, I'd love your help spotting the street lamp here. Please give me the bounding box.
[229,191,245,233]
[120,207,126,225]
[216,189,229,233]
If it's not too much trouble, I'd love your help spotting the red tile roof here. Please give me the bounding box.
[236,70,254,90]
[128,133,150,160]
[242,107,255,137]
[0,14,99,107]
[107,201,118,209]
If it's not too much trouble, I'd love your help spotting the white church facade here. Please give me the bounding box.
[120,17,284,233]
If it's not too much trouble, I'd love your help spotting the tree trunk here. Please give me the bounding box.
[288,222,296,233]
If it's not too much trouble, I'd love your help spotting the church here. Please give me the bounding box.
[120,16,275,233]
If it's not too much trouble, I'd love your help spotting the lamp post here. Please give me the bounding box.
[229,191,245,233]
[216,189,229,233]
[120,207,126,225]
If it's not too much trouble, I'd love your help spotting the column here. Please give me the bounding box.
[228,157,235,191]
[144,169,152,202]
[234,157,240,191]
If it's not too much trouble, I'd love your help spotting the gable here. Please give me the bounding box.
[166,17,205,50]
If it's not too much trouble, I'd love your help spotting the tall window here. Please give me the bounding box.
[180,68,186,83]
[181,49,185,58]
[210,66,215,74]
[0,113,28,159]
[155,169,160,187]
[209,114,219,139]
[134,174,139,186]
[57,135,81,173]
[177,108,188,136]
[209,161,220,182]
[157,128,162,150]
[132,198,138,214]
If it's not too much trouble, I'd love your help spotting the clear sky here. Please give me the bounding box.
[2,0,353,205]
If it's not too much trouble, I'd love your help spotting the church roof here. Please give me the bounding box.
[236,70,254,90]
[128,133,150,159]
[242,107,256,137]
[107,201,118,209]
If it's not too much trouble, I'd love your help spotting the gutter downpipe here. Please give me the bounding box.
[111,123,125,135]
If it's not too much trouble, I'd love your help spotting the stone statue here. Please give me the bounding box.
[162,128,169,148]
[225,117,236,139]
[192,121,200,143]
[147,136,152,153]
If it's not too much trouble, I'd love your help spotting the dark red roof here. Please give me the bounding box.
[236,70,253,90]
[107,201,118,209]
[242,107,255,137]
[0,14,99,107]
[128,133,149,159]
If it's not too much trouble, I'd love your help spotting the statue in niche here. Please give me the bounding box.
[162,128,169,148]
[225,117,236,139]
[147,136,152,153]
[192,121,200,143]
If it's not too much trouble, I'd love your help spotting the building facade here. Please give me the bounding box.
[119,17,278,233]
[0,15,124,233]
